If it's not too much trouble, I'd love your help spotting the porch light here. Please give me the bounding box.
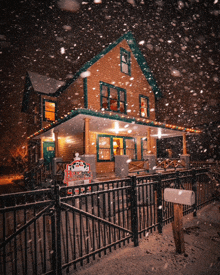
[114,121,119,134]
[158,128,162,139]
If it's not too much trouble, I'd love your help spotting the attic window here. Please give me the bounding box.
[100,82,126,114]
[43,99,56,122]
[120,48,131,75]
[140,95,149,118]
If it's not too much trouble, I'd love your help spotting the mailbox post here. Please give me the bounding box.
[164,188,195,254]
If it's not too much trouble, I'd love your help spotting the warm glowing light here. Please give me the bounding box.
[158,128,161,139]
[114,121,119,134]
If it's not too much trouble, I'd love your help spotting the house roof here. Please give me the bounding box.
[22,32,161,112]
[21,71,65,112]
[54,31,162,99]
[28,108,202,140]
[27,71,65,94]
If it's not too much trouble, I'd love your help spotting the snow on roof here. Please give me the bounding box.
[28,71,65,94]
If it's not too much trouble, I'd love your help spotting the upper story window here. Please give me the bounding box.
[140,95,149,118]
[43,99,56,122]
[120,48,131,75]
[100,82,126,114]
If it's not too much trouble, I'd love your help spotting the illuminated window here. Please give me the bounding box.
[97,135,136,162]
[100,82,126,114]
[98,136,111,160]
[43,99,56,121]
[120,48,131,75]
[113,138,124,156]
[140,95,149,118]
[125,138,135,159]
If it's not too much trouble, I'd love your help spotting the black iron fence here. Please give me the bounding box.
[0,168,218,275]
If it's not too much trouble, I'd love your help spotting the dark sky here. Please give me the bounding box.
[0,0,219,164]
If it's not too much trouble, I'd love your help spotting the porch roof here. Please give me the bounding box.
[28,109,202,140]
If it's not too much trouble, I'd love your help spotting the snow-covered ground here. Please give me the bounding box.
[73,201,220,275]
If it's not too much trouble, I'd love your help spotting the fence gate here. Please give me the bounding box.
[0,168,216,274]
[0,178,138,275]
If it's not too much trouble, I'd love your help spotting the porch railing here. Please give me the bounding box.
[156,158,185,171]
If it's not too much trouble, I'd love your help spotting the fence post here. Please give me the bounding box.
[130,176,138,247]
[156,175,163,234]
[50,209,57,273]
[175,170,180,188]
[54,182,62,275]
[192,169,197,217]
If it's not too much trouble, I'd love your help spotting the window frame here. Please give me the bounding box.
[141,138,148,160]
[100,82,127,114]
[97,134,137,162]
[139,95,150,118]
[120,48,131,76]
[43,99,57,122]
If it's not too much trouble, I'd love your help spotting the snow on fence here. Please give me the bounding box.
[0,168,218,275]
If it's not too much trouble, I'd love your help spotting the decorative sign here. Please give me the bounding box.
[63,159,92,195]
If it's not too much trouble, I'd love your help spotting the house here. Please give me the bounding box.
[22,32,201,180]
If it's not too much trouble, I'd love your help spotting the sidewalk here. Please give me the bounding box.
[73,201,220,275]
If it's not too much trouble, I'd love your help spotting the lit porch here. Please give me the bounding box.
[27,109,201,183]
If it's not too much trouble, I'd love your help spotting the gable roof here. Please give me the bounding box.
[54,32,162,99]
[21,71,65,112]
[27,71,65,94]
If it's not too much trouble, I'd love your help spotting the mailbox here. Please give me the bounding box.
[164,188,195,206]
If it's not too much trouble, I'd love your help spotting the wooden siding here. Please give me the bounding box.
[86,39,155,120]
[26,91,40,137]
[96,161,115,174]
[58,133,84,162]
[57,77,84,117]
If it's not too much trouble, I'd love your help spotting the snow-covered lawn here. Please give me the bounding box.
[73,201,220,275]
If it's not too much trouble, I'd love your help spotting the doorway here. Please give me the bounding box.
[43,141,55,167]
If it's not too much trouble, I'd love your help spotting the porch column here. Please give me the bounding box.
[84,118,90,154]
[181,133,190,169]
[183,133,187,155]
[147,127,152,153]
[145,127,156,173]
[54,130,59,157]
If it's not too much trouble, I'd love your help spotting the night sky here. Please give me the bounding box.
[0,0,219,168]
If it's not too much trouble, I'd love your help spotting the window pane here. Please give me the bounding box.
[126,139,135,159]
[126,149,135,159]
[102,85,108,97]
[120,91,125,101]
[126,139,135,149]
[122,63,128,74]
[110,88,118,99]
[119,102,125,113]
[45,111,55,121]
[113,138,123,156]
[140,97,148,117]
[142,140,148,149]
[102,97,108,109]
[122,53,128,63]
[45,101,55,112]
[99,137,110,148]
[99,149,110,160]
[45,101,55,121]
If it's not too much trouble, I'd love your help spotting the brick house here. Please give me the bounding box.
[22,32,201,178]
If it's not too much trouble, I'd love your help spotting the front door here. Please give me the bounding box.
[43,141,55,167]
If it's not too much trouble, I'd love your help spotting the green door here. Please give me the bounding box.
[43,141,55,167]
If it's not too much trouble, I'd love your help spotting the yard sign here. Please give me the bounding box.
[63,159,92,195]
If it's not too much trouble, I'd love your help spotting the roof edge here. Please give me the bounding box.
[28,108,202,140]
[54,32,162,99]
